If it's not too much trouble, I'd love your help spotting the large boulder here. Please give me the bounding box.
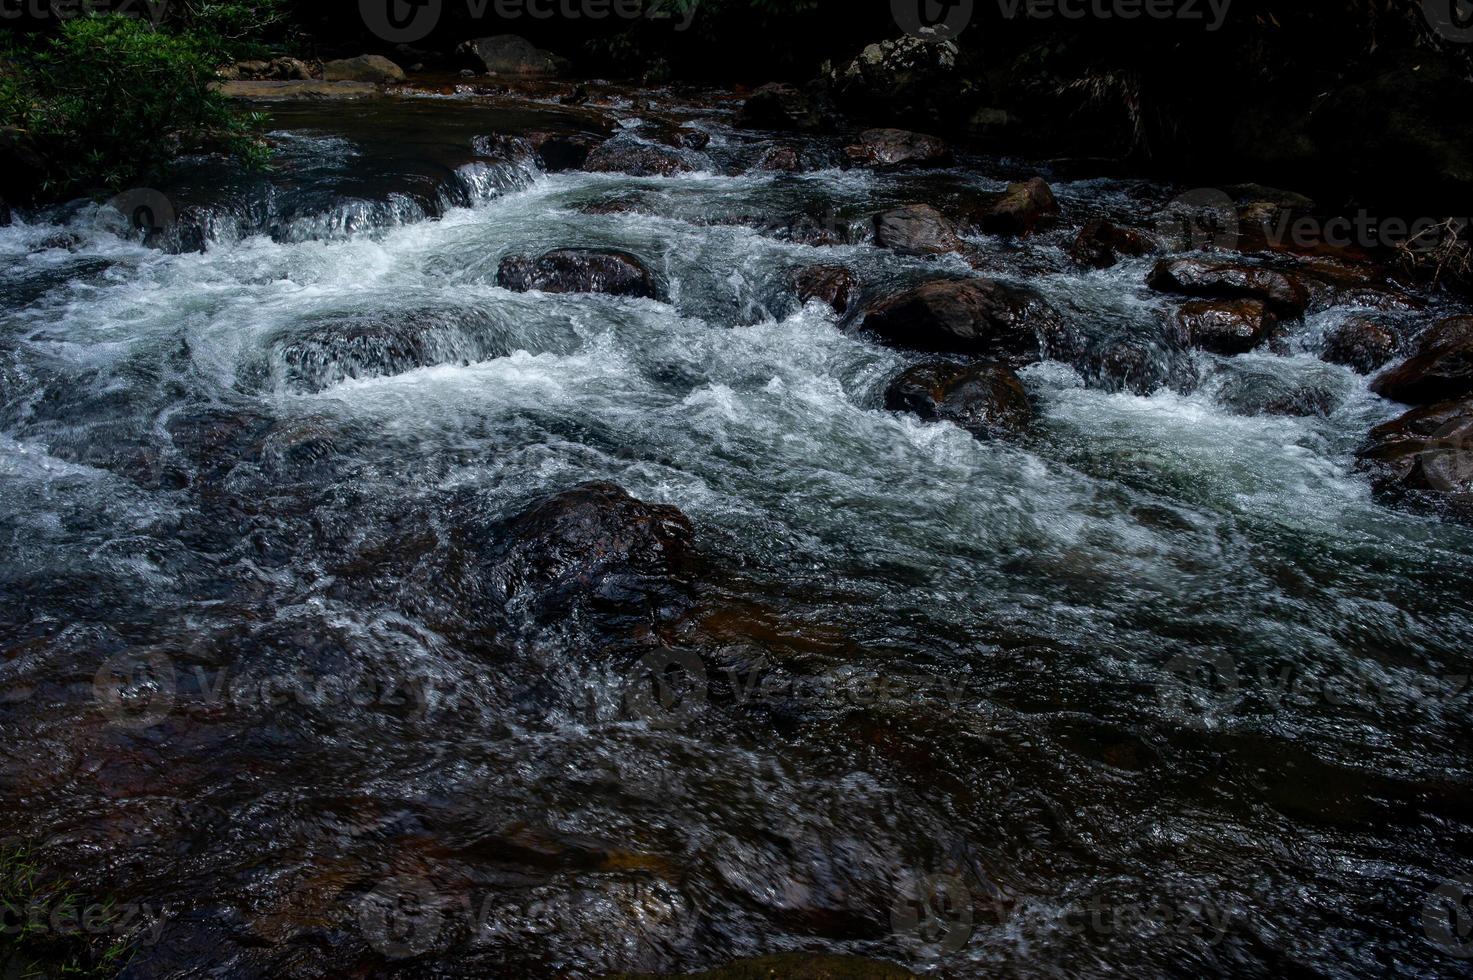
[859,278,1072,366]
[872,205,961,256]
[213,80,378,100]
[794,265,857,314]
[825,35,961,127]
[737,83,826,132]
[322,55,405,84]
[885,360,1032,440]
[1357,398,1473,523]
[459,35,570,76]
[976,177,1059,237]
[497,249,657,299]
[843,128,952,168]
[1370,316,1473,405]
[1148,258,1310,318]
[479,131,603,172]
[584,137,694,177]
[1322,315,1400,375]
[1174,299,1278,356]
[1069,219,1154,269]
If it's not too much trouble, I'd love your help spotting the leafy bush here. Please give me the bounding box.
[0,14,268,197]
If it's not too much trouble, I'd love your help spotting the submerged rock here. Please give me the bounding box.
[976,177,1059,237]
[860,278,1072,366]
[1370,316,1473,405]
[1358,398,1473,522]
[1174,299,1278,355]
[794,265,857,314]
[1322,315,1400,374]
[1069,219,1154,269]
[1076,336,1197,396]
[459,35,569,76]
[322,55,405,84]
[843,128,952,168]
[885,360,1031,439]
[497,249,657,298]
[1149,259,1310,318]
[615,953,917,979]
[584,137,694,177]
[737,83,826,132]
[1215,373,1341,418]
[872,204,961,256]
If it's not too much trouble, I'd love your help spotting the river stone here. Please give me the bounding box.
[1175,299,1278,355]
[459,35,569,76]
[479,131,601,172]
[860,278,1072,366]
[1371,316,1473,405]
[977,177,1059,237]
[872,205,961,256]
[1215,373,1341,418]
[885,360,1032,439]
[1357,397,1473,522]
[1322,315,1399,374]
[737,83,825,132]
[322,55,405,84]
[1076,336,1198,396]
[1069,218,1153,268]
[584,137,694,177]
[843,128,952,168]
[1149,258,1310,318]
[213,80,378,99]
[497,249,657,299]
[612,953,918,979]
[755,144,804,173]
[794,265,857,313]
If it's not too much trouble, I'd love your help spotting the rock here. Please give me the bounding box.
[1370,316,1473,405]
[213,80,378,100]
[560,83,589,106]
[267,57,314,80]
[976,177,1059,237]
[755,144,804,173]
[497,249,657,299]
[1357,397,1473,522]
[480,482,695,622]
[1148,258,1310,318]
[584,137,694,177]
[1322,316,1399,374]
[1174,299,1278,355]
[860,278,1072,366]
[614,952,918,979]
[825,35,960,126]
[458,35,569,76]
[1076,337,1197,396]
[843,128,952,168]
[885,360,1031,439]
[737,83,825,132]
[1228,183,1315,227]
[1215,373,1340,418]
[794,265,857,314]
[1069,219,1153,269]
[321,55,405,84]
[479,131,602,172]
[872,205,961,256]
[679,129,711,151]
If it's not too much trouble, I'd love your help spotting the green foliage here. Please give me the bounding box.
[165,0,296,61]
[0,843,135,978]
[0,14,268,196]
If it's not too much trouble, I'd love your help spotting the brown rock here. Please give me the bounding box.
[860,279,1073,366]
[1069,219,1153,268]
[977,177,1059,237]
[872,205,961,256]
[322,55,405,84]
[885,360,1032,439]
[1322,316,1399,374]
[795,266,857,314]
[497,249,657,298]
[737,83,824,131]
[1175,299,1278,355]
[756,145,804,173]
[843,128,952,168]
[1357,397,1473,522]
[1149,258,1310,318]
[1371,316,1473,405]
[584,138,693,177]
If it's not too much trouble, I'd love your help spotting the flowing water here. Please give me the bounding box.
[1,92,1472,978]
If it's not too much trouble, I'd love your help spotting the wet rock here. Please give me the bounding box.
[825,34,960,126]
[1322,316,1400,374]
[1077,336,1197,396]
[223,57,315,81]
[480,131,601,172]
[1216,373,1341,418]
[1174,299,1278,355]
[616,953,917,979]
[755,144,804,173]
[843,128,952,169]
[214,80,378,100]
[1371,316,1473,406]
[479,482,695,624]
[1357,397,1473,522]
[497,249,657,299]
[885,360,1031,440]
[860,279,1072,366]
[1148,259,1310,318]
[737,83,825,132]
[1229,183,1315,227]
[872,205,961,256]
[560,83,590,106]
[976,177,1059,237]
[679,129,711,151]
[322,55,405,84]
[794,265,857,314]
[1069,219,1153,269]
[459,35,569,76]
[584,137,694,177]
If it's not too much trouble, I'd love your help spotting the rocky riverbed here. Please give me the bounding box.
[1,80,1472,978]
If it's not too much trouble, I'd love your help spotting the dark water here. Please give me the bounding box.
[2,90,1472,978]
